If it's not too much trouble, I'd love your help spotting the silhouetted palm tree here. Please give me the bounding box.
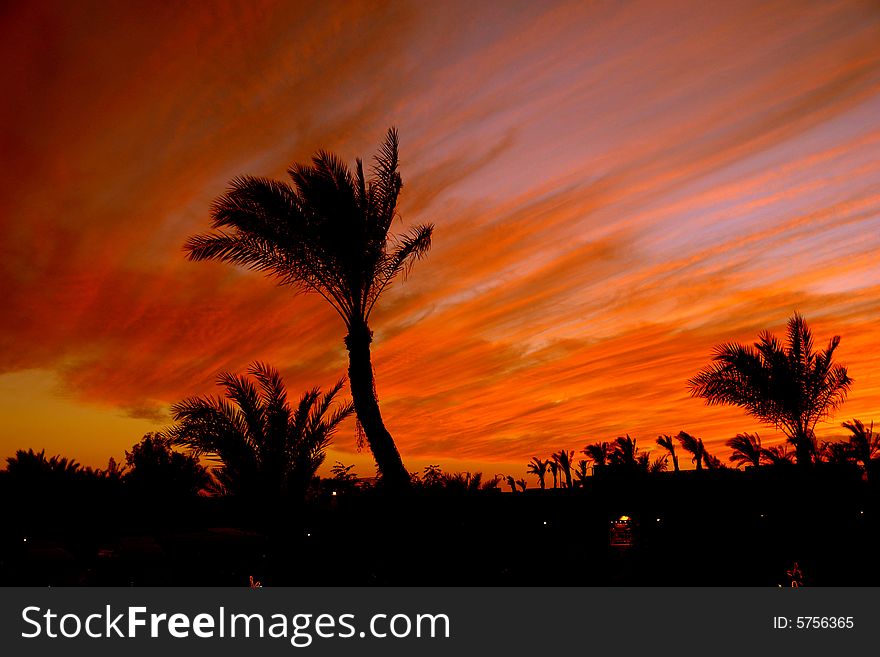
[124,433,211,498]
[583,441,611,473]
[548,460,559,489]
[842,419,879,478]
[184,129,432,487]
[818,441,854,468]
[515,478,527,492]
[688,313,852,466]
[5,449,82,478]
[610,435,639,468]
[422,464,443,487]
[677,431,705,471]
[656,434,679,472]
[761,444,794,467]
[574,459,589,487]
[526,457,549,489]
[552,450,574,488]
[727,433,762,469]
[646,454,668,474]
[169,362,353,501]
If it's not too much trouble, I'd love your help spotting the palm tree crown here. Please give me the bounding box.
[688,313,852,465]
[184,129,432,486]
[727,433,763,469]
[169,362,353,501]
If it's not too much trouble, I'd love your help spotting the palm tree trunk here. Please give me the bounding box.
[345,322,409,487]
[671,453,679,472]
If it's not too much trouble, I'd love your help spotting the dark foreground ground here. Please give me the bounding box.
[1,468,877,586]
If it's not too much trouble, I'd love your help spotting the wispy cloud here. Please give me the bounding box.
[1,0,879,477]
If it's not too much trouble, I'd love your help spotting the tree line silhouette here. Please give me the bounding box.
[2,131,878,585]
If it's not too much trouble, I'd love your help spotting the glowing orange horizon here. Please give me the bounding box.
[1,0,879,483]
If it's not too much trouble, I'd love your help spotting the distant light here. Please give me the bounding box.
[307,533,311,537]
[543,521,547,526]
[619,515,631,522]
[331,491,337,496]
[22,538,27,543]
[656,518,661,523]
[760,514,764,518]
[859,510,864,515]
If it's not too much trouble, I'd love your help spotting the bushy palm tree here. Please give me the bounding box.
[574,459,590,487]
[677,431,705,471]
[526,457,549,489]
[645,454,669,474]
[515,478,527,492]
[124,433,211,498]
[842,419,879,477]
[656,434,679,472]
[761,444,794,467]
[5,449,82,479]
[583,441,611,471]
[688,313,852,466]
[422,464,443,487]
[169,362,353,501]
[818,441,854,468]
[547,460,559,489]
[610,435,639,468]
[727,433,762,469]
[184,129,432,487]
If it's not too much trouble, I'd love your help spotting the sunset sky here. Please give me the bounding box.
[2,0,880,482]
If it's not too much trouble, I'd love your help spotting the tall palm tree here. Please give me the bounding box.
[688,313,852,466]
[727,432,762,469]
[656,434,679,472]
[842,419,879,479]
[169,362,354,501]
[547,459,559,489]
[183,129,433,487]
[526,457,549,489]
[552,450,574,488]
[677,431,705,471]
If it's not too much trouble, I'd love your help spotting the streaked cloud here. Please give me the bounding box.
[1,0,879,481]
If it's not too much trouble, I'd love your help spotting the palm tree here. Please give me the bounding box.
[583,441,611,473]
[646,455,668,474]
[552,450,574,488]
[761,444,794,467]
[677,431,705,471]
[169,362,354,501]
[656,435,679,472]
[548,459,559,489]
[573,459,590,487]
[610,435,639,468]
[183,129,433,487]
[688,313,852,466]
[818,441,854,468]
[526,457,549,489]
[515,478,527,492]
[504,475,517,493]
[422,464,443,487]
[727,433,762,469]
[842,419,879,477]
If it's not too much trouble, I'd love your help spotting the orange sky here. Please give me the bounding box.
[2,0,880,483]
